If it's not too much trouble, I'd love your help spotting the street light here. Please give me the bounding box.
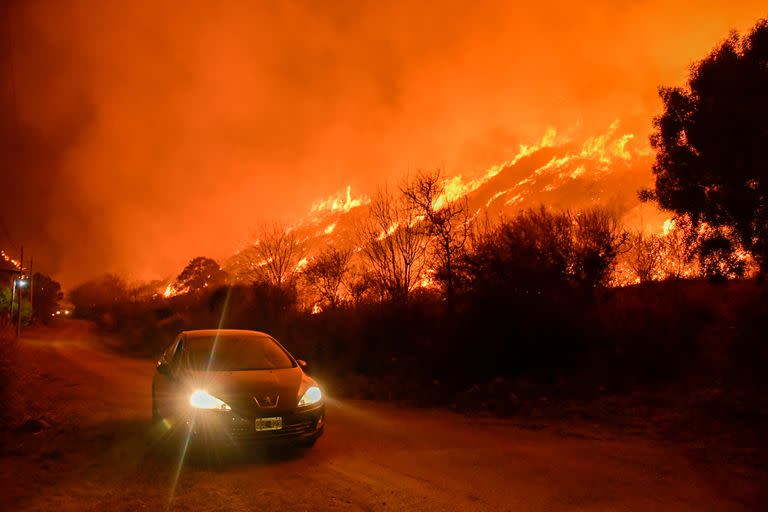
[16,279,28,288]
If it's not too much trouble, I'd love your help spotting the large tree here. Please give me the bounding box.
[69,274,128,319]
[31,273,63,323]
[252,223,304,288]
[174,257,228,294]
[359,188,429,302]
[644,18,768,278]
[402,170,470,302]
[303,246,353,309]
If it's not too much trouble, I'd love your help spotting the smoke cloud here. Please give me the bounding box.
[1,0,764,287]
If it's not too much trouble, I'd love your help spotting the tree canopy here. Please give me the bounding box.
[174,257,228,294]
[645,18,768,277]
[32,273,63,323]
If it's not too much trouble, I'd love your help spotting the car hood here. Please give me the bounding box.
[183,366,310,415]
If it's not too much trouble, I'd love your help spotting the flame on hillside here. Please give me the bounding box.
[1,250,21,270]
[295,257,309,272]
[431,121,643,214]
[481,121,648,210]
[166,121,665,300]
[311,185,370,215]
[163,283,177,298]
[432,128,559,210]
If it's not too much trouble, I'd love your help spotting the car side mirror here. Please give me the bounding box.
[157,361,171,376]
[296,359,308,369]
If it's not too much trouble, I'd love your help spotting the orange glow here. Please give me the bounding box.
[3,3,766,287]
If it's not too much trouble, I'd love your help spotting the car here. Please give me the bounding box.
[151,329,324,449]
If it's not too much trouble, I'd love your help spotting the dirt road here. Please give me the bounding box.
[0,322,762,511]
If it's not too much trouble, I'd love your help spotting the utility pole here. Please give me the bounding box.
[9,278,15,318]
[16,246,23,338]
[28,256,33,325]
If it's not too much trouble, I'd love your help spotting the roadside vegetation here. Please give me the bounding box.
[66,17,768,417]
[6,16,767,463]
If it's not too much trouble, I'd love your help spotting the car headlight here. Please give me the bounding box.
[297,386,322,407]
[189,389,231,411]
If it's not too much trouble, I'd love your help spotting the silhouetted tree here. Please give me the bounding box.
[461,207,573,296]
[346,268,378,306]
[644,18,768,279]
[250,223,304,288]
[626,231,664,283]
[224,246,262,283]
[461,207,626,294]
[31,273,63,323]
[303,246,353,309]
[359,188,429,302]
[697,228,748,281]
[402,170,470,302]
[128,279,166,301]
[660,219,700,279]
[623,225,702,283]
[571,208,628,289]
[70,274,129,320]
[174,257,228,294]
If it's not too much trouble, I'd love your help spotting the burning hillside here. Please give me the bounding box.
[248,121,661,259]
[152,121,668,300]
[157,121,671,298]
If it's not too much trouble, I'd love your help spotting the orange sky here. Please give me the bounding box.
[1,1,766,287]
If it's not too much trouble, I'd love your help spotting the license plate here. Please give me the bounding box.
[255,417,282,431]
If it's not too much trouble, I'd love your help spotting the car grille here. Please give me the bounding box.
[226,408,322,441]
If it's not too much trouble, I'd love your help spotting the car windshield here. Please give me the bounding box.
[184,334,294,371]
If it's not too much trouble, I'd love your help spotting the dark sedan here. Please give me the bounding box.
[151,329,324,448]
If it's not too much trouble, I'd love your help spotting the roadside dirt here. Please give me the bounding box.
[0,321,764,511]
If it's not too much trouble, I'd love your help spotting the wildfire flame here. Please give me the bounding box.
[432,128,560,210]
[483,121,646,208]
[295,257,309,272]
[163,283,177,298]
[1,250,20,269]
[377,221,399,241]
[220,121,663,294]
[311,185,370,215]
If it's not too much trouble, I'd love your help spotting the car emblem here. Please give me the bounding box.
[253,394,279,408]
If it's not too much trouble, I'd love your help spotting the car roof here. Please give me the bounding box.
[182,329,273,339]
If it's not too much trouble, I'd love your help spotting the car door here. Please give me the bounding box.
[154,335,184,420]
